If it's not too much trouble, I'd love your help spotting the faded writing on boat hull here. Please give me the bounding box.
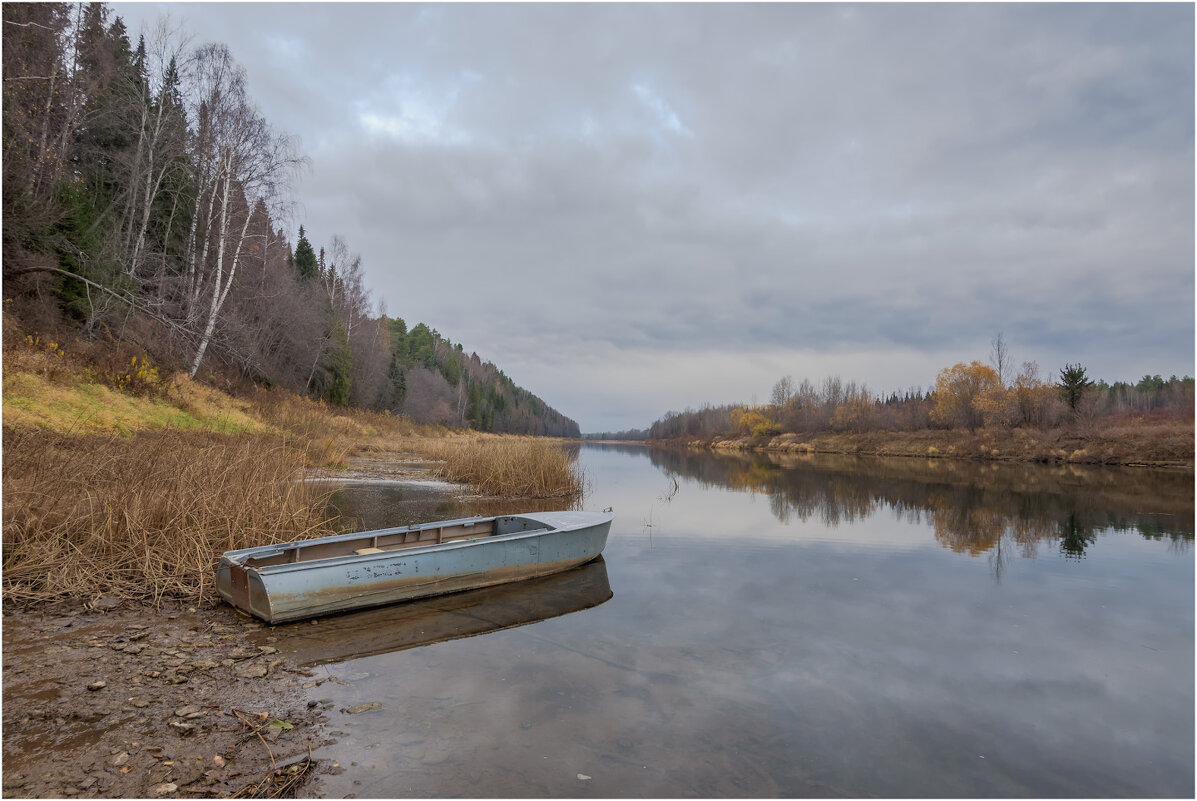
[268,555,598,623]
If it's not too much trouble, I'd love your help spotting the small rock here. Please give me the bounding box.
[188,659,220,671]
[111,752,130,767]
[78,776,97,789]
[129,697,150,709]
[86,681,106,691]
[577,773,592,781]
[168,721,195,735]
[150,783,177,796]
[213,755,226,768]
[173,705,201,717]
[235,664,268,679]
[344,702,383,715]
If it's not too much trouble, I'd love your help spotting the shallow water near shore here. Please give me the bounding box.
[278,445,1193,797]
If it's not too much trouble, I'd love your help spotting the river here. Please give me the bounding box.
[276,444,1194,797]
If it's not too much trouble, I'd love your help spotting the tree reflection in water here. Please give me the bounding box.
[643,446,1192,574]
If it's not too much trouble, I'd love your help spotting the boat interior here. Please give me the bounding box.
[241,516,551,568]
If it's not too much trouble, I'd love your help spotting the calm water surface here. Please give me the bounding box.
[272,446,1193,798]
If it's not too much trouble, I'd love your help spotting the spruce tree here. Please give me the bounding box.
[292,225,319,280]
[1058,363,1094,412]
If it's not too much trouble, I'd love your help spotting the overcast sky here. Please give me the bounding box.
[112,2,1194,432]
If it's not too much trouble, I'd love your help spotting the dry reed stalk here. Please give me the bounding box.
[2,427,339,603]
[405,435,585,498]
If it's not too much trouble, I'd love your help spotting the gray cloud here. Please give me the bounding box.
[114,2,1194,431]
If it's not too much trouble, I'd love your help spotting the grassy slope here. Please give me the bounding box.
[3,370,267,435]
[1,336,403,451]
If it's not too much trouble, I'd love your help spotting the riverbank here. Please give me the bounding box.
[2,599,331,798]
[2,338,585,796]
[651,415,1194,470]
[1,451,463,799]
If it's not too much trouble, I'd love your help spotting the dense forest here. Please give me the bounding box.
[1,2,579,437]
[648,344,1194,441]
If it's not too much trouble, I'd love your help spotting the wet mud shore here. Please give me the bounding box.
[2,599,335,798]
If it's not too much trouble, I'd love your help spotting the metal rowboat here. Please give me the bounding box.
[215,510,613,624]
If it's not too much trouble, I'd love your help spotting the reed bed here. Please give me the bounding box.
[405,435,585,499]
[2,427,338,604]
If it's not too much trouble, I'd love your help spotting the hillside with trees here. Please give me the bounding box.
[1,2,577,438]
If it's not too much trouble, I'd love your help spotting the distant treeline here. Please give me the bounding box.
[648,357,1194,441]
[583,429,650,441]
[2,3,577,437]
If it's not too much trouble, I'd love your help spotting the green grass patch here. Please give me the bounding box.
[2,370,266,436]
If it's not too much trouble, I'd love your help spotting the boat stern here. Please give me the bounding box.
[215,557,274,622]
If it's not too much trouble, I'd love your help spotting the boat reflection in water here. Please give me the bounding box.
[267,556,612,667]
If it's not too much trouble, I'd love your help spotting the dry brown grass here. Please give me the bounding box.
[402,434,585,498]
[246,388,425,468]
[2,427,339,604]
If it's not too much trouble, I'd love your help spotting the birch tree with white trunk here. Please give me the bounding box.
[121,20,190,284]
[183,43,301,377]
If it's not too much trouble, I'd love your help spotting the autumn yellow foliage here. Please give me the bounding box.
[731,406,782,438]
[931,361,1005,430]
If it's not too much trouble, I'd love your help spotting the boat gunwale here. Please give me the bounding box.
[219,513,497,560]
[220,512,614,576]
[244,526,558,575]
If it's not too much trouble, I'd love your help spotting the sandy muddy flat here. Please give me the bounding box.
[308,453,447,485]
[1,598,340,798]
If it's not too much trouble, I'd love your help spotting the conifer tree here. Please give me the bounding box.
[292,225,319,280]
[1058,363,1094,412]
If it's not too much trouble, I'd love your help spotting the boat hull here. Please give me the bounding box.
[216,511,612,624]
